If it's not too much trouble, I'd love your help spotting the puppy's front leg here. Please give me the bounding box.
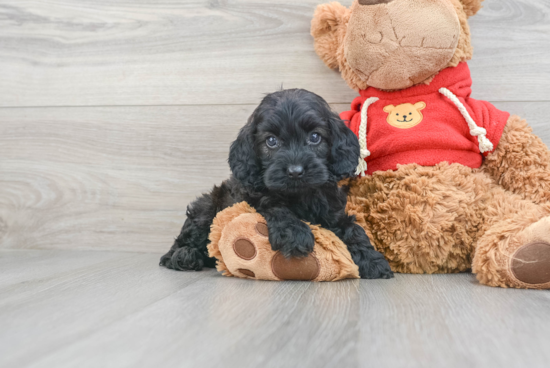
[329,215,394,279]
[258,207,315,258]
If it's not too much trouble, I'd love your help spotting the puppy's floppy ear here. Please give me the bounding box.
[327,114,361,180]
[311,2,350,70]
[459,0,484,17]
[229,116,263,191]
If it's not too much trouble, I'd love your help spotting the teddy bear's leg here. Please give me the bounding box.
[482,115,550,204]
[345,162,550,280]
[473,186,550,289]
[208,203,361,282]
[213,213,323,281]
[345,163,487,275]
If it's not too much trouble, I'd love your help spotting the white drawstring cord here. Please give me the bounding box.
[355,97,379,177]
[355,89,493,177]
[439,87,494,153]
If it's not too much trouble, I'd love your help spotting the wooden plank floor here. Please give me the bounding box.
[0,249,549,368]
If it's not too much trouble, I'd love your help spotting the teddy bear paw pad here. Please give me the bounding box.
[237,269,256,278]
[233,239,257,260]
[255,222,269,237]
[511,242,550,286]
[271,252,320,281]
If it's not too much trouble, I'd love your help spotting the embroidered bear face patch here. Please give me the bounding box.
[383,102,426,129]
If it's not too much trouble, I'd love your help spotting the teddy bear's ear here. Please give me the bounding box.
[460,0,484,17]
[383,105,395,113]
[414,102,426,110]
[311,2,350,70]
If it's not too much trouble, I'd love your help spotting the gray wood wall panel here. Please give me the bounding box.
[0,105,246,252]
[1,0,550,252]
[1,102,549,252]
[0,0,549,107]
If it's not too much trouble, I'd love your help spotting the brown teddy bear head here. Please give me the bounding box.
[311,0,483,91]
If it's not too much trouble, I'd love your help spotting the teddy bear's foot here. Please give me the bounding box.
[207,202,360,282]
[510,241,550,287]
[475,216,550,289]
[225,220,321,281]
[507,216,550,289]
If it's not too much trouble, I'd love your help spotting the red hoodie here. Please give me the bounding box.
[340,62,510,176]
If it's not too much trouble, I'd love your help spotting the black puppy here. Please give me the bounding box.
[160,89,393,279]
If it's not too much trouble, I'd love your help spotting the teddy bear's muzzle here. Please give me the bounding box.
[345,0,461,90]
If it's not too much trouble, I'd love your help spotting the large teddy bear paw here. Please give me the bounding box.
[207,202,360,282]
[508,216,550,289]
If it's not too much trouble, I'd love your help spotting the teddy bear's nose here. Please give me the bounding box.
[358,0,395,5]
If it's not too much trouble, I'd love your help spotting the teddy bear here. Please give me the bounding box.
[309,0,550,289]
[207,0,550,289]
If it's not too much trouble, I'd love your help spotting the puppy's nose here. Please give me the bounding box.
[287,165,304,179]
[358,0,394,5]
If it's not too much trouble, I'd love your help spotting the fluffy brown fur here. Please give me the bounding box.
[458,0,484,17]
[311,0,550,289]
[482,116,550,205]
[342,117,550,289]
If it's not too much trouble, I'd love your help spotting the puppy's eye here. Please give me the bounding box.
[266,136,279,148]
[308,132,322,145]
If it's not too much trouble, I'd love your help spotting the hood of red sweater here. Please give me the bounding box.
[358,62,472,101]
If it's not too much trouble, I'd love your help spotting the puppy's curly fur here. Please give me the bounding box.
[160,89,393,279]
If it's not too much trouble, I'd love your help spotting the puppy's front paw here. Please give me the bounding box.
[268,220,315,258]
[358,249,394,279]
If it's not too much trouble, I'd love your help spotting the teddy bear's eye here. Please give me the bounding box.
[409,112,412,115]
[396,113,399,116]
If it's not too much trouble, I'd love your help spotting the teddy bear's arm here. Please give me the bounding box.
[482,115,550,204]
